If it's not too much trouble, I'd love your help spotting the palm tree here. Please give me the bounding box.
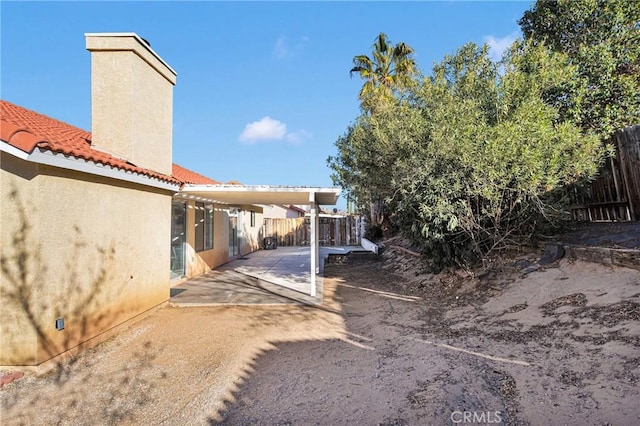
[349,33,417,228]
[350,32,417,114]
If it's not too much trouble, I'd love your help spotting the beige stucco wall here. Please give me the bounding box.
[261,204,304,219]
[261,204,287,218]
[240,207,264,255]
[1,153,172,366]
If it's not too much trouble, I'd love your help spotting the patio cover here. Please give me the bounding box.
[178,184,342,297]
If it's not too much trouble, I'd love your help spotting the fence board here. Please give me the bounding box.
[571,124,640,222]
[263,216,362,246]
[618,124,640,219]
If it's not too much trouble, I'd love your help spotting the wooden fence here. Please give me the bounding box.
[262,216,363,247]
[571,124,640,222]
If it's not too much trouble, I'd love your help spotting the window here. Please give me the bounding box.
[250,210,256,227]
[204,204,214,250]
[195,202,214,251]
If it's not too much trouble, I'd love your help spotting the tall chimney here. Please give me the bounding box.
[85,33,177,176]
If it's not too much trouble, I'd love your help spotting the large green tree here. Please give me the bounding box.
[519,0,640,136]
[330,40,604,268]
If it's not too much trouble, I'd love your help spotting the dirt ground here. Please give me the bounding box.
[1,249,639,425]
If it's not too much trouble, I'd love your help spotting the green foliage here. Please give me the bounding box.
[350,32,418,114]
[519,0,640,137]
[329,40,604,269]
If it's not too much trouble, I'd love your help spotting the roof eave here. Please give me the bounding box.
[1,141,180,192]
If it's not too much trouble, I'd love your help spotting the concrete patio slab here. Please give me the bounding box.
[169,268,318,306]
[234,246,367,294]
[169,246,368,306]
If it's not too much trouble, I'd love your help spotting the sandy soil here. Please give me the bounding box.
[1,251,639,425]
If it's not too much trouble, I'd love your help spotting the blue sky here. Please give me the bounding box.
[1,1,532,208]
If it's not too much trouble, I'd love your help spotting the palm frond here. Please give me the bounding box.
[351,55,374,78]
[393,42,415,58]
[374,33,390,55]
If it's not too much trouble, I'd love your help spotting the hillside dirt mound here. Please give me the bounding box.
[218,244,639,425]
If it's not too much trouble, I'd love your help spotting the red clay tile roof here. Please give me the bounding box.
[1,100,180,185]
[172,163,220,185]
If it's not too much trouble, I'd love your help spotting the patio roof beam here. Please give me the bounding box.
[176,184,340,299]
[178,185,340,206]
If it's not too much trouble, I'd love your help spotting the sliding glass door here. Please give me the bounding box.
[170,202,186,279]
[228,210,241,258]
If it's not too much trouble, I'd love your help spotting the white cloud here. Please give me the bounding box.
[238,116,309,144]
[239,117,286,143]
[273,35,309,59]
[484,32,519,62]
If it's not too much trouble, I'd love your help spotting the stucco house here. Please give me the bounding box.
[1,33,181,367]
[0,33,266,368]
[1,32,339,370]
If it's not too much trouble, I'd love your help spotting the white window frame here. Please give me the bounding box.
[195,202,214,251]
